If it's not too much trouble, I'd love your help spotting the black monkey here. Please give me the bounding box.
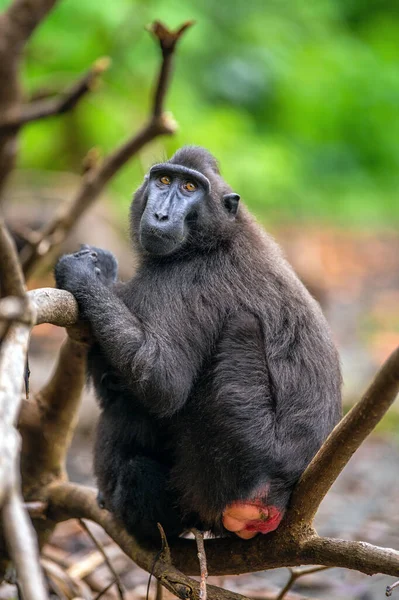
[55,146,342,541]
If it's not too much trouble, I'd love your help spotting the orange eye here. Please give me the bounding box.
[160,175,171,185]
[184,181,197,192]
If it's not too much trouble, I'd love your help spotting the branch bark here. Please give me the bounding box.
[0,0,59,198]
[0,57,110,133]
[20,21,193,279]
[288,346,399,526]
[0,222,47,599]
[0,218,26,297]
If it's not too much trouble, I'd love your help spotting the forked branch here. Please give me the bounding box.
[0,58,110,133]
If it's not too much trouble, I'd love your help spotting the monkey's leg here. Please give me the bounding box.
[95,403,183,541]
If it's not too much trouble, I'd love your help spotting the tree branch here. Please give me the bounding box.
[0,221,46,598]
[275,566,329,600]
[20,21,193,279]
[288,346,399,526]
[28,288,78,326]
[0,0,59,197]
[300,536,399,578]
[0,58,110,133]
[1,0,59,52]
[47,482,253,600]
[0,218,26,297]
[46,481,399,582]
[2,488,47,600]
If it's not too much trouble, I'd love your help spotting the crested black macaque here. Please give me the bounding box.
[55,146,342,541]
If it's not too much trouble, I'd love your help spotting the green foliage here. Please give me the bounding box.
[2,0,399,225]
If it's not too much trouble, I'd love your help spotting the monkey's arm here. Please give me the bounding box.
[55,247,214,418]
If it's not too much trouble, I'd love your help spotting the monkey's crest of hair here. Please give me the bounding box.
[169,145,221,176]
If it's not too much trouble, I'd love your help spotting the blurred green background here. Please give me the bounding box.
[2,0,399,226]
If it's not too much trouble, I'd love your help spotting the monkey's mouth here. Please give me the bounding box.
[139,227,185,256]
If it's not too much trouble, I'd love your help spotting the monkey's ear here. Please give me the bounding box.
[223,193,240,217]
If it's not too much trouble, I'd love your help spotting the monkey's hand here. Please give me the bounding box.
[54,245,118,297]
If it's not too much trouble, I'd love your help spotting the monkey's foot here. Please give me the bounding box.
[222,501,283,539]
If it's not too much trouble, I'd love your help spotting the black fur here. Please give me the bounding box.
[55,146,342,541]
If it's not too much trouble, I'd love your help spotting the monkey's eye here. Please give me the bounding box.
[159,175,171,185]
[184,181,197,192]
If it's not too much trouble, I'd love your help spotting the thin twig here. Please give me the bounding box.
[79,518,125,600]
[157,522,172,565]
[0,58,110,133]
[21,21,193,279]
[155,580,163,600]
[24,500,48,520]
[94,579,116,600]
[192,529,208,600]
[275,566,330,600]
[387,579,399,597]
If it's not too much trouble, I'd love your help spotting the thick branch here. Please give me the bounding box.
[20,334,89,497]
[28,288,78,326]
[288,346,399,526]
[0,57,110,133]
[301,536,399,578]
[46,482,399,580]
[2,489,47,600]
[47,483,252,600]
[0,318,46,597]
[1,0,58,52]
[0,0,59,197]
[0,218,25,297]
[21,21,193,279]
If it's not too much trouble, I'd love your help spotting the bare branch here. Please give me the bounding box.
[0,0,59,197]
[288,346,399,525]
[1,0,59,51]
[149,20,194,117]
[0,57,110,133]
[300,536,399,578]
[0,322,32,503]
[0,306,46,597]
[2,488,48,600]
[275,566,329,600]
[0,296,32,324]
[192,529,208,600]
[28,288,78,326]
[46,482,399,581]
[79,519,125,600]
[21,21,192,279]
[21,335,89,487]
[387,579,399,597]
[46,482,253,600]
[0,218,25,297]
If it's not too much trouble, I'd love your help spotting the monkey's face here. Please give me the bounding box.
[139,164,211,256]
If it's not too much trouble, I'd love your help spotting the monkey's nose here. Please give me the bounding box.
[154,212,169,222]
